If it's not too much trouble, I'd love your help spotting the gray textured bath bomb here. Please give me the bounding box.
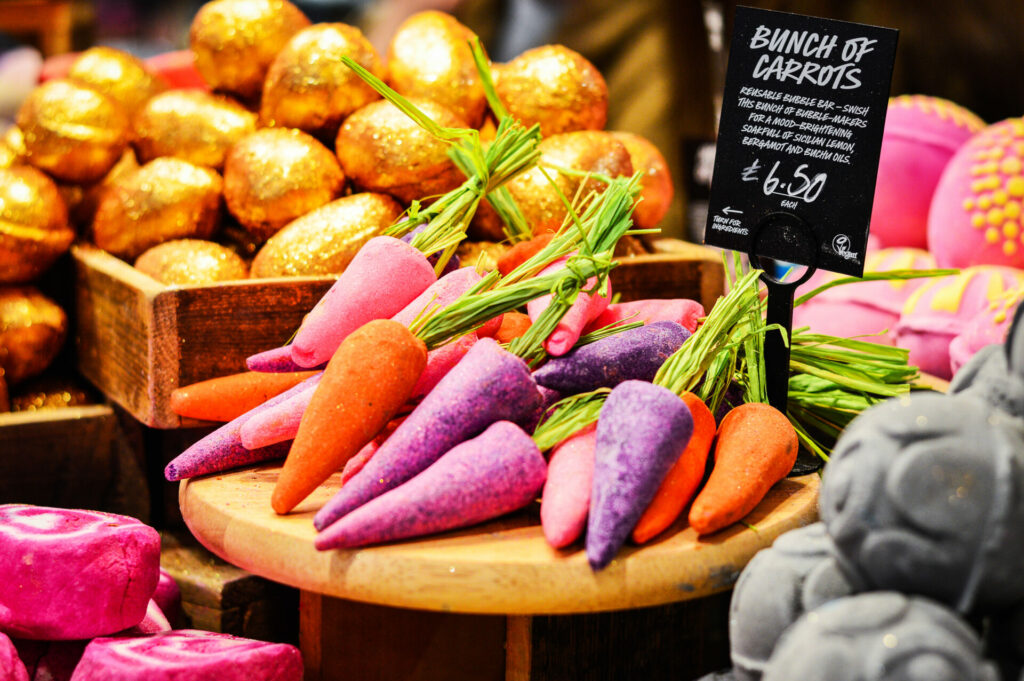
[762,593,999,681]
[950,344,1024,420]
[820,391,1024,613]
[729,523,859,681]
[694,672,737,681]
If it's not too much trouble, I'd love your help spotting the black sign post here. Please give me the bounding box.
[705,6,898,424]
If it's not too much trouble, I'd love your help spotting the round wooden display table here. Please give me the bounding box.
[182,464,820,681]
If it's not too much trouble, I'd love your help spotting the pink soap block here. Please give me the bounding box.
[894,266,1024,379]
[540,425,597,549]
[0,633,28,681]
[411,333,478,399]
[390,267,482,327]
[0,506,160,640]
[928,117,1024,268]
[239,382,318,450]
[14,639,86,681]
[949,286,1024,375]
[793,247,938,342]
[70,630,303,681]
[527,258,610,357]
[589,298,705,334]
[290,236,437,368]
[152,569,180,628]
[246,346,324,373]
[871,95,984,249]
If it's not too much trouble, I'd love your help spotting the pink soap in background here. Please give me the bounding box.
[949,286,1024,375]
[928,117,1024,268]
[894,266,1024,379]
[0,632,28,681]
[0,506,160,640]
[152,569,181,628]
[587,298,705,334]
[871,95,984,249]
[793,248,938,344]
[70,630,303,681]
[125,600,172,635]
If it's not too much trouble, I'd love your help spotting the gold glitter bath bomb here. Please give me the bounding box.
[507,130,633,234]
[336,97,465,204]
[224,127,345,241]
[71,148,139,228]
[135,239,249,285]
[0,126,25,169]
[261,23,383,140]
[609,131,673,230]
[251,192,403,277]
[190,0,310,101]
[134,90,257,169]
[17,79,129,183]
[386,11,487,128]
[93,157,223,260]
[0,286,67,386]
[494,44,607,137]
[0,166,73,284]
[67,46,168,119]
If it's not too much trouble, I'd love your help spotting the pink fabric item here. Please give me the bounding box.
[0,506,160,640]
[152,569,180,628]
[239,382,318,450]
[527,258,611,357]
[871,95,983,249]
[0,633,28,681]
[70,630,303,681]
[949,287,1024,375]
[290,236,437,368]
[410,333,478,399]
[540,425,597,549]
[588,298,705,334]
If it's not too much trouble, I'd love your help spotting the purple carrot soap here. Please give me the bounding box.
[586,381,694,570]
[533,321,690,393]
[70,630,303,681]
[0,633,28,681]
[315,421,547,549]
[0,506,160,640]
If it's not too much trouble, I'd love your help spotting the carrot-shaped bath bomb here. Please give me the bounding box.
[164,373,322,481]
[246,345,324,373]
[587,380,694,569]
[170,371,319,422]
[340,416,406,484]
[540,424,597,548]
[410,333,478,399]
[590,299,705,333]
[632,392,715,543]
[533,321,690,393]
[313,337,543,529]
[289,236,437,368]
[688,402,798,535]
[527,258,611,357]
[495,311,532,343]
[272,319,428,514]
[315,421,547,549]
[390,267,483,327]
[497,232,555,276]
[238,380,319,450]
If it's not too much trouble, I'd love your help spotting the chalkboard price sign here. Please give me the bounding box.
[705,6,898,277]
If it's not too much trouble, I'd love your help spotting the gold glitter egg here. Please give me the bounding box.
[11,375,94,411]
[135,238,249,285]
[495,45,608,137]
[507,130,633,234]
[0,127,25,169]
[261,23,383,140]
[93,157,223,260]
[251,192,403,277]
[456,240,507,272]
[336,97,465,204]
[0,286,67,386]
[16,79,129,183]
[0,166,73,284]
[609,131,673,230]
[386,11,487,128]
[67,46,168,119]
[224,127,345,241]
[190,0,310,101]
[72,148,139,229]
[134,90,257,169]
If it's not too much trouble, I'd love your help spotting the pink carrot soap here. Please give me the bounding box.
[239,381,318,450]
[246,345,325,373]
[315,421,547,549]
[894,266,1024,378]
[527,257,610,356]
[290,236,437,368]
[70,630,303,681]
[949,285,1024,374]
[589,298,705,333]
[0,632,28,681]
[390,266,483,327]
[541,424,596,548]
[0,506,160,640]
[928,117,1024,268]
[871,95,984,249]
[410,333,478,399]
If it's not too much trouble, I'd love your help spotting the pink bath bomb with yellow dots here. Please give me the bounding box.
[793,247,938,344]
[871,95,985,249]
[949,285,1024,375]
[929,118,1024,268]
[893,266,1024,379]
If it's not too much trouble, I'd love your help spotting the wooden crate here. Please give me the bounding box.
[74,242,724,429]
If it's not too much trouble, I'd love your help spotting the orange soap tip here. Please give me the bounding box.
[170,370,319,422]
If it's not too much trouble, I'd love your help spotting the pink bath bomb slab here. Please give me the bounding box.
[793,248,938,342]
[871,95,984,249]
[152,569,180,628]
[950,286,1024,375]
[0,632,28,681]
[928,117,1024,268]
[894,266,1024,378]
[70,630,303,681]
[0,505,160,640]
[13,638,85,681]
